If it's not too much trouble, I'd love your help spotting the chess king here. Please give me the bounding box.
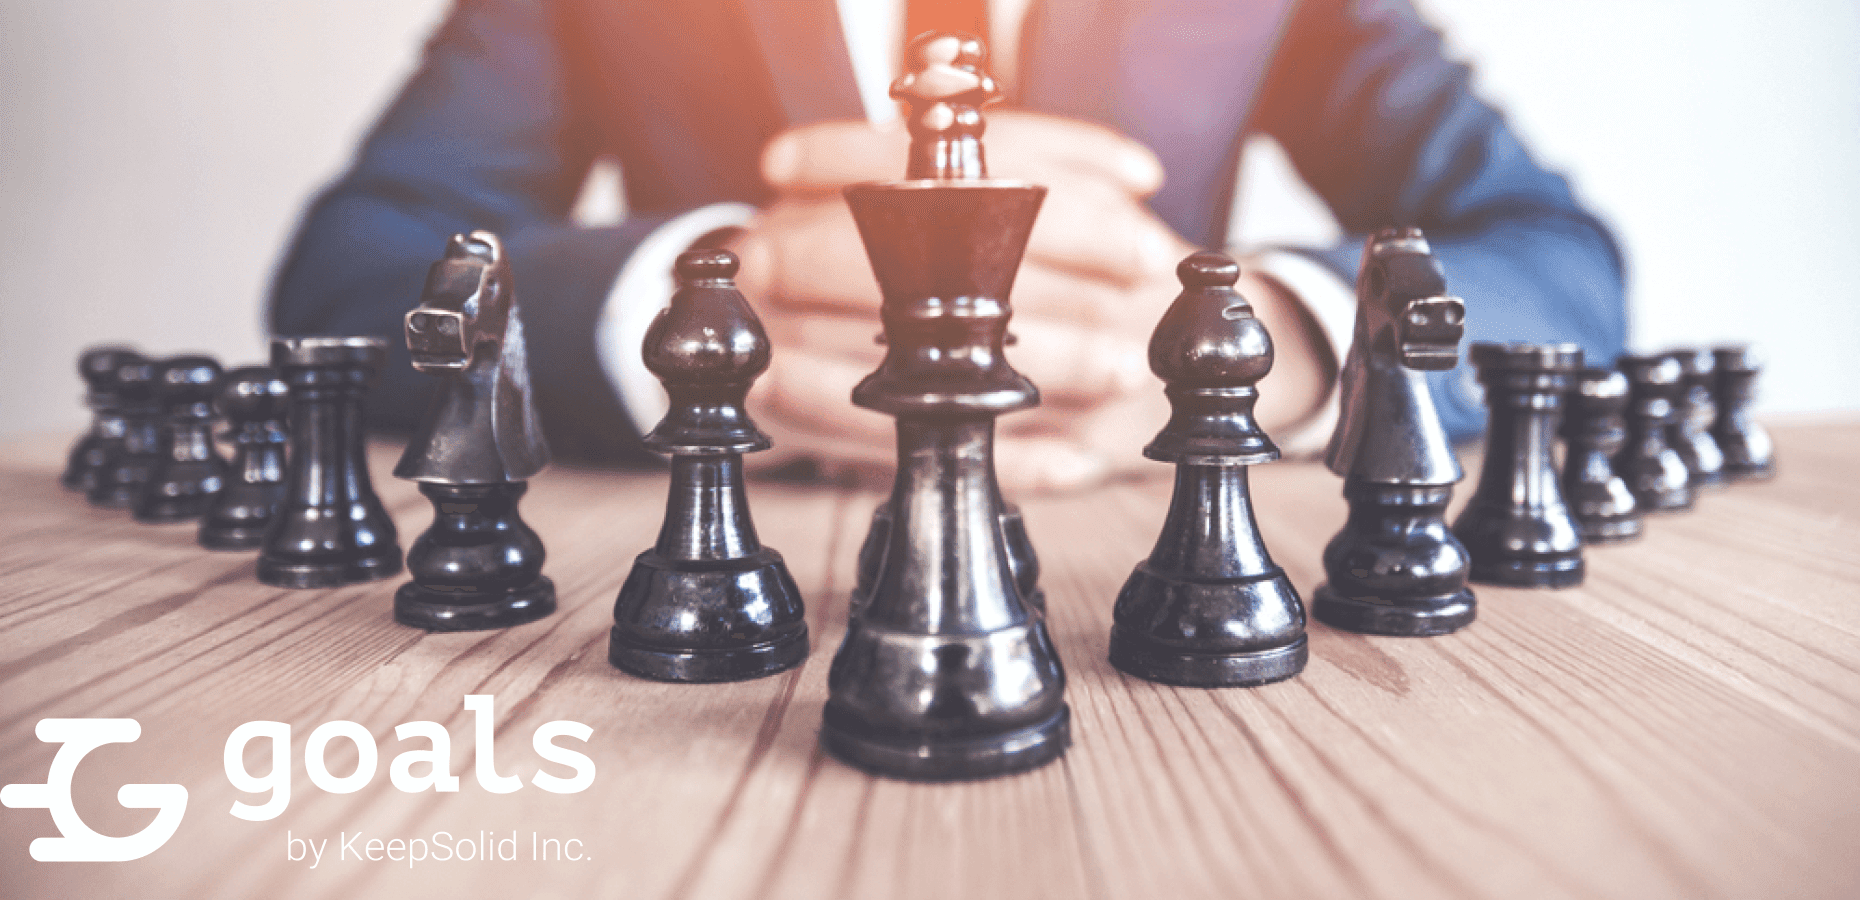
[821,32,1069,780]
[1314,228,1476,636]
[392,231,555,631]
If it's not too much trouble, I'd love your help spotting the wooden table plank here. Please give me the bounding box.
[0,419,1854,898]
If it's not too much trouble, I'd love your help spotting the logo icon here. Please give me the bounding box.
[1,719,188,861]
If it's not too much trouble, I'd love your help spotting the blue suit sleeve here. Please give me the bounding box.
[268,0,663,464]
[1253,0,1628,438]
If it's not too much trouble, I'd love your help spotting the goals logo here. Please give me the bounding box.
[2,696,594,863]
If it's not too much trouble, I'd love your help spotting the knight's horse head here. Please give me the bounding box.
[405,231,512,372]
[1356,228,1464,371]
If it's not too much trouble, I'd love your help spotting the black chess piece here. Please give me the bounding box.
[394,232,556,631]
[1560,367,1642,543]
[1451,342,1585,587]
[258,337,402,588]
[1667,348,1726,488]
[822,32,1069,780]
[1615,353,1694,513]
[1711,345,1775,481]
[1313,228,1475,636]
[88,355,162,509]
[1108,252,1306,686]
[132,356,227,523]
[853,501,1044,613]
[199,367,290,549]
[63,346,140,494]
[609,249,807,679]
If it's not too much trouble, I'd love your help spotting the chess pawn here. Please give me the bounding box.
[1614,353,1694,513]
[1667,348,1726,488]
[823,32,1068,779]
[1313,228,1475,636]
[88,355,162,508]
[609,250,808,680]
[1711,345,1775,481]
[1560,367,1642,543]
[258,337,401,587]
[133,356,227,523]
[1451,342,1585,587]
[1109,252,1306,686]
[63,346,140,494]
[395,231,555,631]
[199,367,290,550]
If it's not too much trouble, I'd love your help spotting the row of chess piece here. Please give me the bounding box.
[61,339,407,583]
[57,29,1781,783]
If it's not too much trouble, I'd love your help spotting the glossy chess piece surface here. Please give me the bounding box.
[88,355,161,509]
[258,336,401,588]
[1451,342,1584,588]
[393,232,556,631]
[823,31,1069,779]
[199,367,290,549]
[63,346,140,494]
[609,249,808,679]
[1615,353,1694,513]
[853,501,1044,613]
[1667,348,1726,488]
[133,355,226,523]
[1313,228,1476,636]
[1711,345,1775,481]
[1109,252,1306,686]
[1560,367,1642,543]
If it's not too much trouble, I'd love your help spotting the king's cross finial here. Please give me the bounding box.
[891,32,999,180]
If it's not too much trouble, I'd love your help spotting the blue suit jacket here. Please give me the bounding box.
[270,0,1625,463]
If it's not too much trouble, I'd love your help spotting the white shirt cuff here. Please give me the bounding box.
[1240,249,1357,458]
[594,202,759,439]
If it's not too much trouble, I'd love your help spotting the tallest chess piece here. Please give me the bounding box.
[1313,229,1476,636]
[394,232,555,631]
[822,32,1069,780]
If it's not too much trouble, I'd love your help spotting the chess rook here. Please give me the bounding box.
[88,354,162,508]
[1314,229,1476,636]
[1667,348,1726,488]
[1560,367,1642,543]
[1452,342,1585,588]
[258,337,401,588]
[1109,252,1306,686]
[63,346,140,494]
[1710,345,1775,481]
[394,232,556,631]
[823,32,1069,780]
[609,249,807,680]
[1615,353,1694,513]
[133,355,227,523]
[199,366,290,549]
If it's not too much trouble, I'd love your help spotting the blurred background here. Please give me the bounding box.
[0,0,1854,436]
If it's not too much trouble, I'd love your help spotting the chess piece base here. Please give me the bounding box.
[1312,585,1476,636]
[1110,631,1307,687]
[608,626,809,683]
[609,549,810,683]
[198,523,269,550]
[1724,461,1775,481]
[87,485,137,509]
[1639,489,1695,513]
[1580,518,1643,544]
[396,577,556,632]
[821,703,1070,782]
[1469,555,1584,588]
[257,553,401,589]
[132,493,216,524]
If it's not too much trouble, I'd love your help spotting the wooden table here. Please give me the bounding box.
[1,419,1854,898]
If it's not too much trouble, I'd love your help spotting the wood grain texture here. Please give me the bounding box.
[0,420,1854,899]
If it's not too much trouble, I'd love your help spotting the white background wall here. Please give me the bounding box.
[1,0,1854,436]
